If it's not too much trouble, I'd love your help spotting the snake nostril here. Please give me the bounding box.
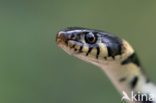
[71,34,77,40]
[71,34,75,38]
[56,31,67,44]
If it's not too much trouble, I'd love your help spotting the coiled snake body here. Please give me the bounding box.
[56,27,156,103]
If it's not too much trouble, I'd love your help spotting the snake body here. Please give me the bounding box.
[56,27,156,103]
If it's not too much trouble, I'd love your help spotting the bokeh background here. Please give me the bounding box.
[1,0,156,103]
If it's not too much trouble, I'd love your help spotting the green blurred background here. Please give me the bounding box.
[1,0,156,103]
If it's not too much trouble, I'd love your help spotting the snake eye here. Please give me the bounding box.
[85,32,96,44]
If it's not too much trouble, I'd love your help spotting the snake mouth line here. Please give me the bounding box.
[57,41,100,63]
[57,40,83,55]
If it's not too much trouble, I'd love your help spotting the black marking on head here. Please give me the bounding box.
[104,57,107,60]
[118,45,122,55]
[119,78,126,82]
[131,76,138,89]
[71,44,76,48]
[86,45,93,56]
[121,53,140,66]
[105,43,111,56]
[101,34,123,57]
[104,42,123,57]
[96,44,100,59]
[79,43,83,52]
[74,48,77,51]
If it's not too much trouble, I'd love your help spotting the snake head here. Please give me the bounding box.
[56,27,134,66]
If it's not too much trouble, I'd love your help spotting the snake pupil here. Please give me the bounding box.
[85,32,96,44]
[88,35,94,41]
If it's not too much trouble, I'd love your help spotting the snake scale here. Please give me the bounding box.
[56,27,156,103]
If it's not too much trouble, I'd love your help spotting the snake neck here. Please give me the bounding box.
[100,53,156,103]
